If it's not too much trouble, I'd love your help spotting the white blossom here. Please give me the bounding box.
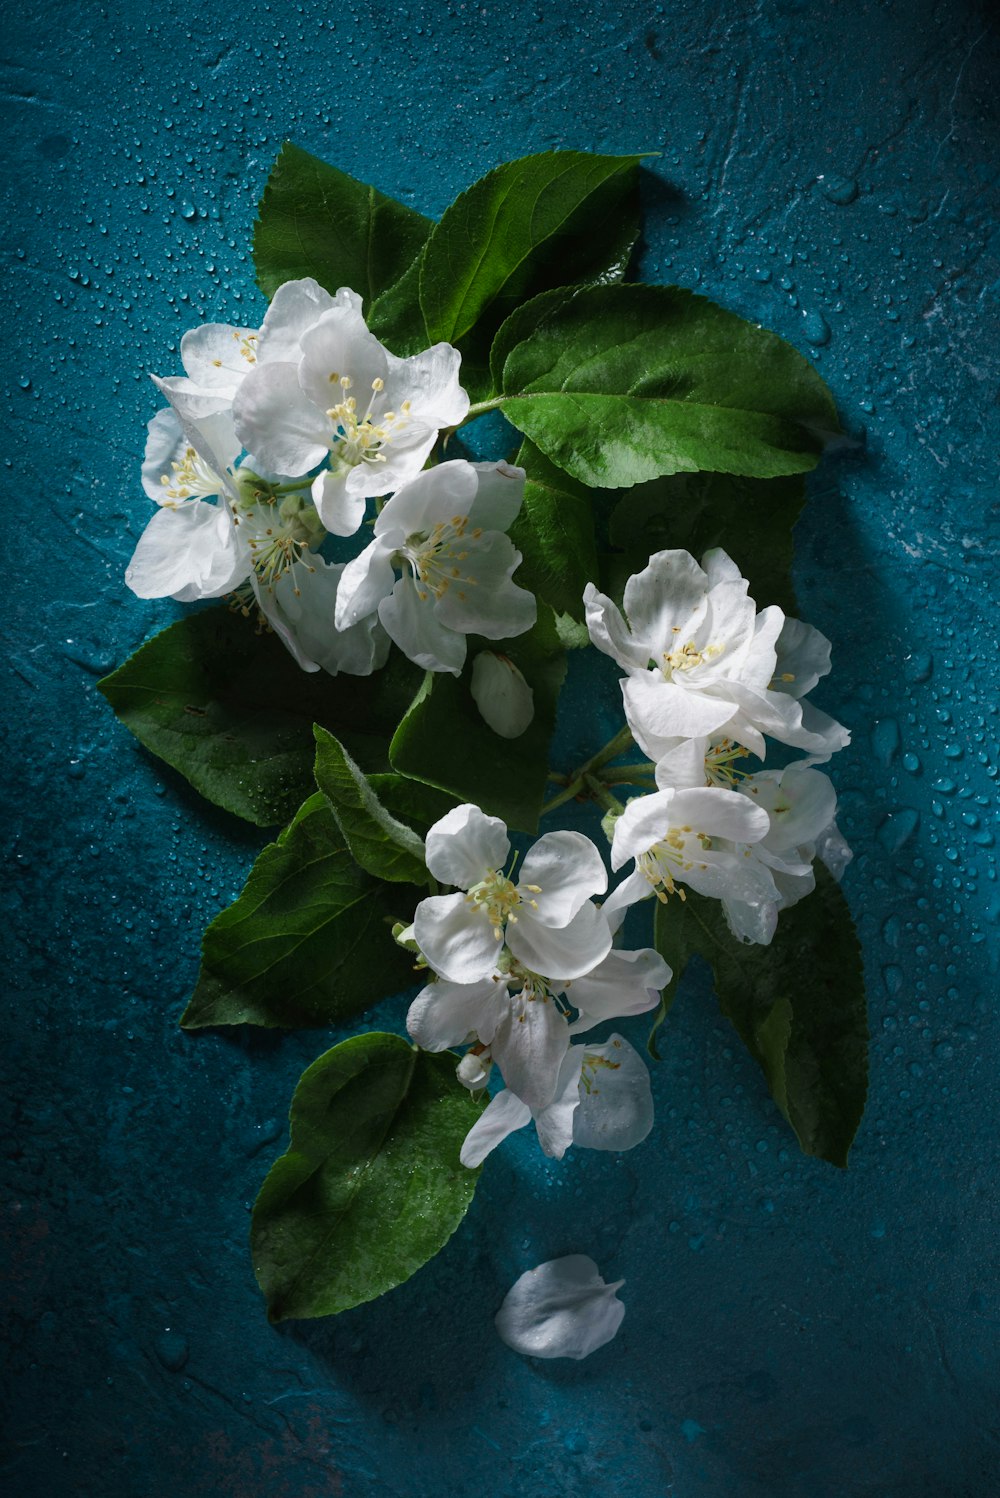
[604,784,775,928]
[494,1256,626,1360]
[334,460,536,676]
[231,281,469,537]
[584,548,849,763]
[411,804,611,985]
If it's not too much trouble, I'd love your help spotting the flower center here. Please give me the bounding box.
[235,489,324,592]
[465,870,523,940]
[660,636,723,680]
[637,824,710,902]
[325,375,411,472]
[159,445,223,502]
[212,331,259,370]
[403,515,483,604]
[704,738,751,788]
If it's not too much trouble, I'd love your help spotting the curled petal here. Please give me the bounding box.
[583,583,651,672]
[406,975,506,1052]
[311,468,368,537]
[470,652,535,739]
[468,460,525,533]
[460,1089,531,1168]
[507,899,612,982]
[567,947,671,1029]
[125,502,246,602]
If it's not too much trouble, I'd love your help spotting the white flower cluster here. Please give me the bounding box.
[402,804,672,1167]
[126,280,536,684]
[585,548,853,945]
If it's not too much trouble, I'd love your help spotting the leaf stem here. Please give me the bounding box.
[583,774,625,817]
[461,397,505,422]
[540,725,637,817]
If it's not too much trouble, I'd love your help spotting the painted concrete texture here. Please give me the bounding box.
[3,0,998,1494]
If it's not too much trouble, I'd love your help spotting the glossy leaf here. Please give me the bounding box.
[313,727,428,886]
[251,1032,484,1320]
[607,471,806,615]
[420,150,643,396]
[508,439,601,621]
[389,606,567,834]
[253,141,433,305]
[648,896,695,1060]
[98,609,421,827]
[181,794,415,1030]
[652,868,867,1166]
[493,284,839,487]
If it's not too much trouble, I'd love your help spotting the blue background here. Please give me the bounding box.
[3,1,998,1494]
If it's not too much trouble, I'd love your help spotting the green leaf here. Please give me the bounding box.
[508,439,601,621]
[389,606,567,833]
[367,252,430,358]
[98,609,422,827]
[607,471,806,615]
[313,726,428,886]
[253,141,433,306]
[368,774,460,831]
[651,868,868,1166]
[420,150,644,397]
[181,794,416,1030]
[492,284,840,488]
[251,1032,484,1320]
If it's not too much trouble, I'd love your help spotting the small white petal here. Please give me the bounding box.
[311,468,368,536]
[583,583,651,672]
[424,803,511,890]
[379,575,468,676]
[232,361,329,475]
[567,947,671,1028]
[406,976,506,1051]
[460,1089,532,1168]
[507,900,612,981]
[518,831,607,927]
[490,990,570,1112]
[494,1255,625,1360]
[413,891,502,984]
[467,460,525,533]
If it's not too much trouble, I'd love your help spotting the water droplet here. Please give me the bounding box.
[818,174,858,205]
[154,1331,189,1372]
[902,751,921,774]
[904,652,933,684]
[877,807,919,854]
[872,717,900,766]
[803,310,831,346]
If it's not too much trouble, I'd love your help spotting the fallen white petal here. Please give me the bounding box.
[494,1254,625,1360]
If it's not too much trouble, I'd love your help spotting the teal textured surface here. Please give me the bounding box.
[3,1,998,1494]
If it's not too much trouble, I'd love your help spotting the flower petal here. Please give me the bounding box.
[424,803,510,890]
[460,1089,531,1168]
[518,831,607,927]
[379,575,467,675]
[772,615,834,698]
[180,322,258,394]
[508,900,612,981]
[532,1049,586,1159]
[311,468,368,536]
[470,652,535,739]
[491,990,570,1112]
[125,502,246,602]
[232,361,329,475]
[572,1035,654,1152]
[468,460,525,533]
[256,278,344,365]
[566,947,670,1028]
[494,1255,625,1360]
[623,672,737,752]
[373,460,478,538]
[406,976,506,1051]
[334,536,399,630]
[413,891,503,984]
[256,559,390,678]
[387,341,470,427]
[583,583,651,672]
[622,548,709,657]
[298,302,390,412]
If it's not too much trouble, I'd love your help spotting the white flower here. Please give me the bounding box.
[407,941,668,1116]
[459,1034,656,1167]
[584,548,849,762]
[494,1255,625,1360]
[334,460,536,676]
[231,280,469,537]
[127,391,387,677]
[152,320,261,407]
[411,804,611,985]
[722,763,853,943]
[604,784,775,927]
[470,651,535,738]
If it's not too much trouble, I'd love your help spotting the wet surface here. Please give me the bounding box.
[3,1,999,1493]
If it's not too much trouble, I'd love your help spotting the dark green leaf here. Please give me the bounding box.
[251,1032,484,1319]
[389,606,567,833]
[420,150,644,397]
[508,439,601,620]
[253,141,433,306]
[651,868,868,1166]
[98,609,422,827]
[181,794,416,1030]
[607,471,806,615]
[493,284,840,487]
[367,252,430,358]
[313,726,428,886]
[368,773,460,831]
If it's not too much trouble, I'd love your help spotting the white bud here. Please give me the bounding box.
[470,652,534,739]
[456,1051,492,1090]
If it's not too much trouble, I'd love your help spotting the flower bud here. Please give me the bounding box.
[456,1050,492,1090]
[471,652,534,739]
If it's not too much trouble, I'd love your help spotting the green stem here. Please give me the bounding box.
[461,397,505,422]
[268,479,313,496]
[596,760,657,786]
[540,725,637,817]
[540,778,586,817]
[583,774,625,817]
